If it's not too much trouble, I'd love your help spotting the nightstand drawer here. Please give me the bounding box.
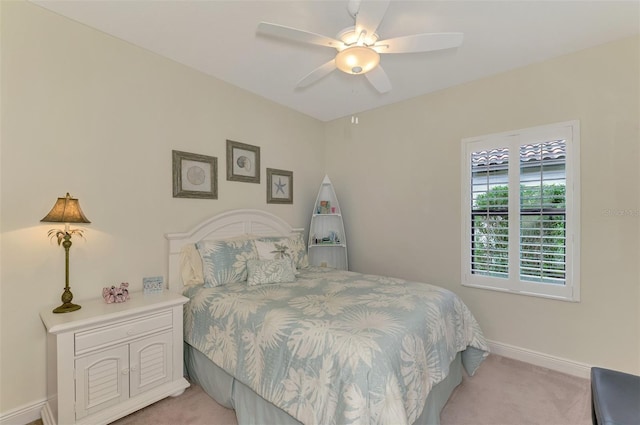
[75,310,172,355]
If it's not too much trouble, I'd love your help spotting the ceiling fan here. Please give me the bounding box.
[257,0,463,94]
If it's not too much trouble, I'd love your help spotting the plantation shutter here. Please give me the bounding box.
[462,120,578,301]
[470,147,510,278]
[519,140,567,284]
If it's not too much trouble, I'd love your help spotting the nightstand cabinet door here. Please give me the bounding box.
[129,331,172,397]
[75,345,129,420]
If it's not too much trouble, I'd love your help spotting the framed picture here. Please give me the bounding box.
[226,139,260,183]
[172,150,218,199]
[266,168,293,204]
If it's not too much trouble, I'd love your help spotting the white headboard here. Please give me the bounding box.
[165,209,304,292]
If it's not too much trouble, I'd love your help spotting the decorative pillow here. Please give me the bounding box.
[196,238,258,287]
[179,244,204,286]
[254,239,297,271]
[246,259,296,286]
[256,233,309,270]
[288,232,309,269]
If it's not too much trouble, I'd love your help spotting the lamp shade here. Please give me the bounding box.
[41,193,91,224]
[335,46,380,75]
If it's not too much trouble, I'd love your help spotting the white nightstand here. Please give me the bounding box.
[39,291,190,425]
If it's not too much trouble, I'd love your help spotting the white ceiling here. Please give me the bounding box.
[32,0,639,122]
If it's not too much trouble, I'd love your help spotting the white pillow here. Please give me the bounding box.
[179,244,204,286]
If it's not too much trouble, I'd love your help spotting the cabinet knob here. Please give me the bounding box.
[130,365,137,372]
[122,368,129,375]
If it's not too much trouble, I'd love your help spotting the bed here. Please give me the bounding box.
[166,209,489,425]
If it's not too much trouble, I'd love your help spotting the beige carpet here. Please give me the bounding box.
[439,355,591,425]
[31,354,592,425]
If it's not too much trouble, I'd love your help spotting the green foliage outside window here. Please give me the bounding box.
[472,184,566,282]
[474,184,565,209]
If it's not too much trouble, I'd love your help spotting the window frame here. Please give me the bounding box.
[461,120,581,302]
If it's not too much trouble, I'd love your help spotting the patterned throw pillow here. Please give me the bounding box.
[254,239,297,271]
[196,238,258,287]
[256,233,309,270]
[246,259,296,286]
[288,232,309,269]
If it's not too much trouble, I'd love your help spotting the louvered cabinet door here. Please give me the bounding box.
[129,331,172,397]
[75,345,129,420]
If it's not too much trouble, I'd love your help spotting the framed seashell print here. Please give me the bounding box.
[226,139,260,183]
[172,150,218,199]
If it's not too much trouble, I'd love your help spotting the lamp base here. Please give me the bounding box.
[53,285,80,313]
[53,302,81,314]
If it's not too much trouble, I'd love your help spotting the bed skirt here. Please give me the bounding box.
[184,343,463,425]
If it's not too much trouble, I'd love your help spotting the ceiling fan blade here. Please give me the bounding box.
[355,0,390,41]
[365,65,391,93]
[296,59,337,88]
[374,32,464,54]
[257,22,344,49]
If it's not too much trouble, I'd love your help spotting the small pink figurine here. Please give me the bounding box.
[102,282,130,303]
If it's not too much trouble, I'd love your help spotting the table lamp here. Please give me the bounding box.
[41,193,91,313]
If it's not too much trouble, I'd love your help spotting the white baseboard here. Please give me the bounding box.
[487,339,591,379]
[0,399,44,425]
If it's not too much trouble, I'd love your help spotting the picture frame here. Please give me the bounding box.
[266,168,293,204]
[172,150,218,199]
[142,276,164,294]
[226,139,260,183]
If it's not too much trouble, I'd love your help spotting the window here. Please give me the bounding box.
[461,121,580,301]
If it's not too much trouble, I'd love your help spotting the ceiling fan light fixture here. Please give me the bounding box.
[336,27,378,47]
[335,46,379,75]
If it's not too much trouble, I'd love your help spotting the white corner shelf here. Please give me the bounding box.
[308,175,348,270]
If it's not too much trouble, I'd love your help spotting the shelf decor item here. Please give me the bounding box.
[267,168,293,204]
[227,139,260,183]
[41,192,91,313]
[319,200,330,214]
[172,150,218,199]
[308,175,348,270]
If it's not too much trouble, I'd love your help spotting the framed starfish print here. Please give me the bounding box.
[266,168,293,204]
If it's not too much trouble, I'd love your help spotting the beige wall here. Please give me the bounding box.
[0,1,325,412]
[325,36,639,375]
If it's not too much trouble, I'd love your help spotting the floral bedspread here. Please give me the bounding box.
[183,267,489,425]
